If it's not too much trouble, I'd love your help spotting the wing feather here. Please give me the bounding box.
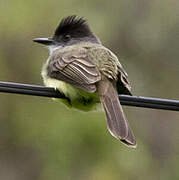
[48,48,101,92]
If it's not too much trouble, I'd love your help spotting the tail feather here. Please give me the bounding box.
[98,79,136,148]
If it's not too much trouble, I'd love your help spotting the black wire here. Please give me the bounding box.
[0,81,55,92]
[0,81,179,111]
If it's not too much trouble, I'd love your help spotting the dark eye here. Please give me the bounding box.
[63,34,71,42]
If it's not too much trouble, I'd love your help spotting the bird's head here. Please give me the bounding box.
[33,15,101,51]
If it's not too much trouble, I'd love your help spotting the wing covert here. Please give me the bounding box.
[47,48,101,92]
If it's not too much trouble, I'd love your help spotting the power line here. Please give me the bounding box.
[0,81,179,111]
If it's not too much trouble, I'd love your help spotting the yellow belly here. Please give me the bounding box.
[44,77,100,111]
[45,77,78,98]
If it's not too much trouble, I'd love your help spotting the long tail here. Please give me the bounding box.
[97,79,136,148]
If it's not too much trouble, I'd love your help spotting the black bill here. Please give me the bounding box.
[33,37,54,45]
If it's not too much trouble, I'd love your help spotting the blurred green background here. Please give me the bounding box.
[0,0,179,179]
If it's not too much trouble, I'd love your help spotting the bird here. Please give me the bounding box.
[33,15,136,148]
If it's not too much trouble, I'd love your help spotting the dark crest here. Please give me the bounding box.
[53,15,93,38]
